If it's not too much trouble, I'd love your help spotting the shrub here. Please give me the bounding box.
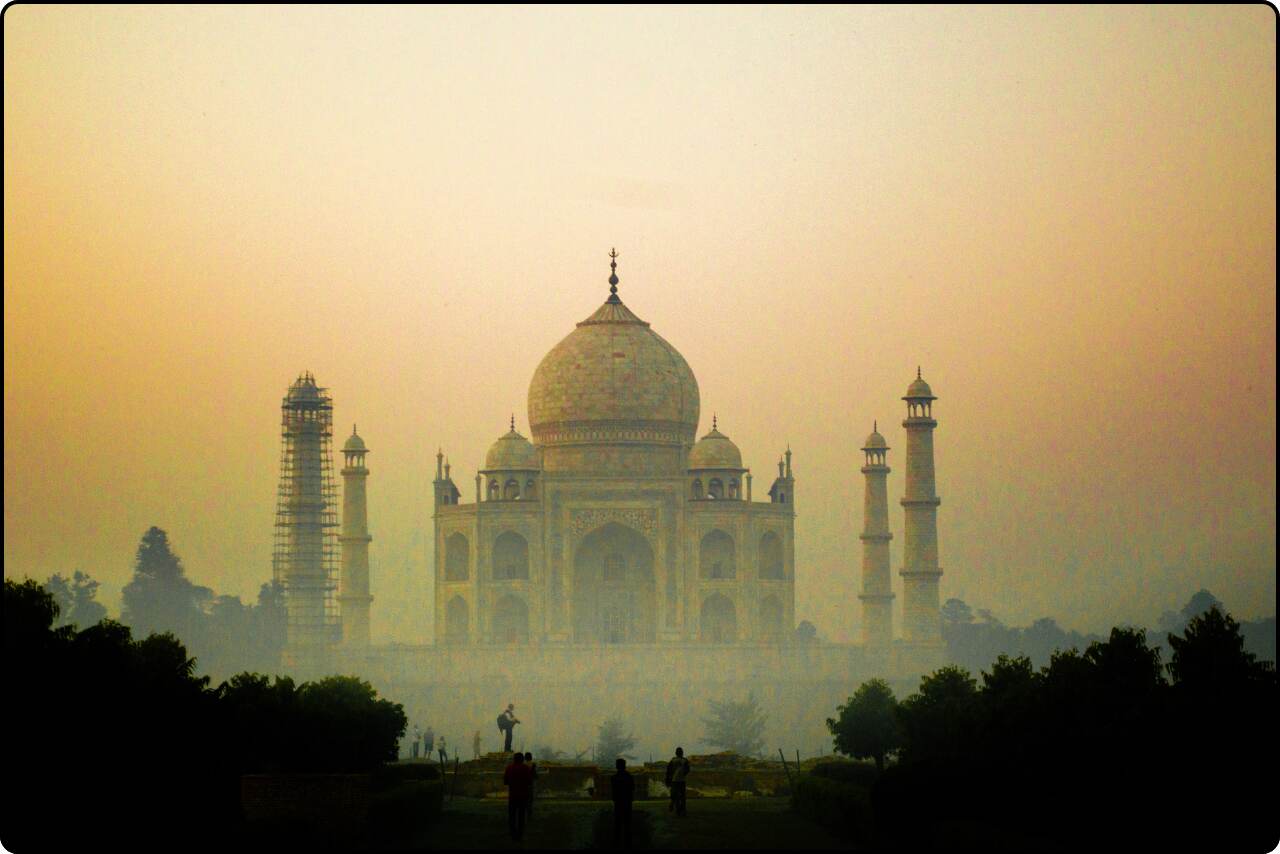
[790,774,873,845]
[809,760,880,787]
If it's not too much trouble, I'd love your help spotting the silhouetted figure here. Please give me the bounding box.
[666,746,690,816]
[423,725,435,761]
[473,730,482,760]
[524,751,537,820]
[612,758,635,849]
[411,724,421,760]
[498,703,520,752]
[503,751,533,841]
[438,736,448,765]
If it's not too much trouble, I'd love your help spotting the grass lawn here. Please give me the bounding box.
[415,796,852,850]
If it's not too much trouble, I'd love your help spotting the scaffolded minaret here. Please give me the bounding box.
[338,425,373,648]
[272,372,340,671]
[858,422,894,651]
[900,368,943,658]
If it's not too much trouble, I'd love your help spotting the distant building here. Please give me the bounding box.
[430,252,795,647]
[319,251,948,750]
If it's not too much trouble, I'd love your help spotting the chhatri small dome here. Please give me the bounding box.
[689,417,743,470]
[343,425,367,452]
[527,251,700,451]
[863,422,887,451]
[904,367,936,400]
[485,418,538,470]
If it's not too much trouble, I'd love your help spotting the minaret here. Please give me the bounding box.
[900,368,943,656]
[338,425,373,647]
[858,422,894,651]
[272,372,339,672]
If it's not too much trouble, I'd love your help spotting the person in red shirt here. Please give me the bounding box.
[503,752,534,841]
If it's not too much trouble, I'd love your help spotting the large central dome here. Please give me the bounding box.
[528,290,700,462]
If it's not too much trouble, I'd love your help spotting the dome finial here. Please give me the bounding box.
[917,365,922,380]
[352,423,358,436]
[607,247,620,303]
[712,413,717,431]
[874,419,877,433]
[510,413,516,432]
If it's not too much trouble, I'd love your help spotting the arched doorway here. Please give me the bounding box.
[572,522,656,643]
[700,594,737,643]
[491,594,529,643]
[445,533,469,581]
[700,530,736,579]
[759,532,784,579]
[493,531,529,580]
[445,595,469,645]
[759,595,783,642]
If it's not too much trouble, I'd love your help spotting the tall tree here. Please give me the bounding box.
[827,678,900,772]
[895,666,978,763]
[595,717,638,762]
[121,526,212,640]
[67,571,107,627]
[701,692,768,757]
[1167,606,1273,692]
[940,598,974,626]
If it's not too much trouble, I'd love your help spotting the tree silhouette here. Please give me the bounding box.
[701,692,768,757]
[827,678,900,771]
[46,570,108,629]
[794,620,818,644]
[1167,605,1273,692]
[895,666,977,763]
[122,526,213,641]
[595,717,638,762]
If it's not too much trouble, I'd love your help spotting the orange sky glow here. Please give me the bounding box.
[4,6,1275,642]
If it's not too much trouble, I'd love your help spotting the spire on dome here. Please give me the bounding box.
[510,413,516,432]
[607,248,620,304]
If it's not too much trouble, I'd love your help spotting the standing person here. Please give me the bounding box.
[438,736,449,765]
[503,752,533,842]
[410,724,421,760]
[666,746,691,817]
[497,703,520,753]
[473,729,482,760]
[524,751,537,821]
[423,725,435,761]
[611,758,635,849]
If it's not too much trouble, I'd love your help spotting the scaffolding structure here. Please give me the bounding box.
[272,372,341,669]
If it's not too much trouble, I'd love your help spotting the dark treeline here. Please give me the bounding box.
[941,588,1277,675]
[3,577,406,852]
[40,526,287,679]
[830,607,1278,850]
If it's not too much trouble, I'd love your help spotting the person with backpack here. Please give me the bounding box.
[666,746,691,817]
[497,703,520,752]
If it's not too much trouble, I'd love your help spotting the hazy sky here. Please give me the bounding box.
[4,6,1275,643]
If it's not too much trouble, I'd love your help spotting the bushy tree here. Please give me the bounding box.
[794,620,818,644]
[701,692,768,757]
[46,571,107,629]
[940,598,974,626]
[827,678,900,771]
[1167,606,1274,693]
[595,717,638,762]
[121,526,213,640]
[895,666,978,763]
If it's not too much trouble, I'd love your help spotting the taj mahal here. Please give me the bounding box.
[293,251,948,753]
